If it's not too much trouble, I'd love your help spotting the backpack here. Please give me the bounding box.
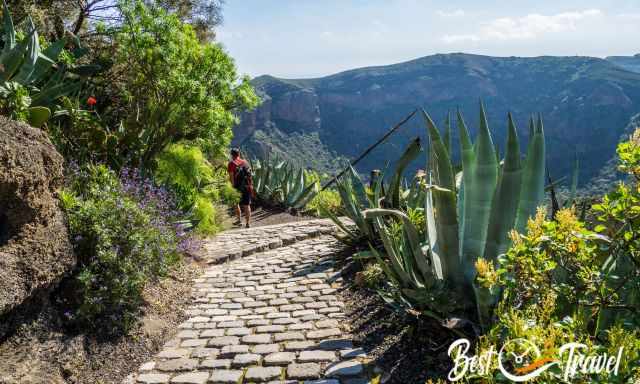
[234,163,253,191]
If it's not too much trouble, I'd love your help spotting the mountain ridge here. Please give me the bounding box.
[235,52,640,185]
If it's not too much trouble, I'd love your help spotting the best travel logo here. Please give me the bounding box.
[447,338,624,382]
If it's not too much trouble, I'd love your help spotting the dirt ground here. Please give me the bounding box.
[0,260,202,384]
[337,257,458,384]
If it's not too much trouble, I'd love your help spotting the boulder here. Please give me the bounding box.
[0,116,74,317]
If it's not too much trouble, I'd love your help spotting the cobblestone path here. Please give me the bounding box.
[126,220,375,384]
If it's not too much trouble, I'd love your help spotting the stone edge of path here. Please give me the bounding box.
[203,219,339,265]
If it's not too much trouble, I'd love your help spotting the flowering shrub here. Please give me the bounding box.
[473,129,640,382]
[59,164,198,332]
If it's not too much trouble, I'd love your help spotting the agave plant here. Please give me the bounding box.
[365,104,546,329]
[322,138,423,245]
[252,156,319,210]
[0,1,94,127]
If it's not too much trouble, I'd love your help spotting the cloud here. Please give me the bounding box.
[441,9,602,44]
[437,9,465,18]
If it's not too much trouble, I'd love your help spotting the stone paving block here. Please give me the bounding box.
[208,369,244,383]
[252,343,281,354]
[181,338,207,347]
[207,336,240,347]
[232,353,262,367]
[288,322,314,331]
[226,327,251,336]
[284,341,315,351]
[157,348,191,359]
[263,351,296,366]
[298,350,337,362]
[200,329,225,338]
[219,344,249,357]
[307,328,342,340]
[169,371,209,384]
[256,324,286,333]
[156,358,198,372]
[242,334,272,344]
[273,332,306,342]
[244,366,282,382]
[287,363,322,380]
[200,359,232,369]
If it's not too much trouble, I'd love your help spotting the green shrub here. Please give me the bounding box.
[60,164,190,332]
[0,2,91,128]
[155,143,232,234]
[472,129,640,382]
[304,188,341,217]
[219,181,241,206]
[359,263,385,289]
[98,0,258,168]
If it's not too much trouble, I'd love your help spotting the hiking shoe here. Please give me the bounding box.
[245,223,251,228]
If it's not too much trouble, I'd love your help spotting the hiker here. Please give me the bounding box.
[227,148,253,228]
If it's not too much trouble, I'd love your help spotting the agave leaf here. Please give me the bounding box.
[0,39,26,81]
[385,138,421,209]
[364,208,433,285]
[336,175,372,239]
[348,165,369,206]
[319,204,361,241]
[514,114,546,232]
[32,80,82,106]
[421,109,461,285]
[443,111,452,155]
[460,102,497,286]
[13,18,39,83]
[292,180,319,209]
[1,0,15,54]
[369,215,415,287]
[456,109,476,252]
[425,176,443,280]
[484,113,522,261]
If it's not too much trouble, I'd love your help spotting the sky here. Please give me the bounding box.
[216,0,640,79]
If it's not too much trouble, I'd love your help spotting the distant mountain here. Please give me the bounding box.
[606,54,640,74]
[234,53,640,185]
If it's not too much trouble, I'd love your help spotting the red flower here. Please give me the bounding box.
[87,96,97,106]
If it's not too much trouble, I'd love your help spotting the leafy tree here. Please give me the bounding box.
[55,0,257,169]
[109,0,257,168]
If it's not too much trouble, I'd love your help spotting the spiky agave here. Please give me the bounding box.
[252,156,319,210]
[0,1,95,127]
[364,104,546,329]
[323,138,423,246]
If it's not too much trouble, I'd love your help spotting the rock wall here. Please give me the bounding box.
[0,116,74,318]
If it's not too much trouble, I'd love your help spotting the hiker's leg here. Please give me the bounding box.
[243,204,251,226]
[235,204,241,221]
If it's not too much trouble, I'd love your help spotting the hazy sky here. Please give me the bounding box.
[216,0,640,79]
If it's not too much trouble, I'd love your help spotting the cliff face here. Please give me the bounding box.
[0,117,74,329]
[235,53,640,182]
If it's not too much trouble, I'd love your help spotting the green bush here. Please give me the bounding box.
[473,129,640,382]
[304,188,341,217]
[96,0,258,168]
[155,143,233,234]
[60,164,190,332]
